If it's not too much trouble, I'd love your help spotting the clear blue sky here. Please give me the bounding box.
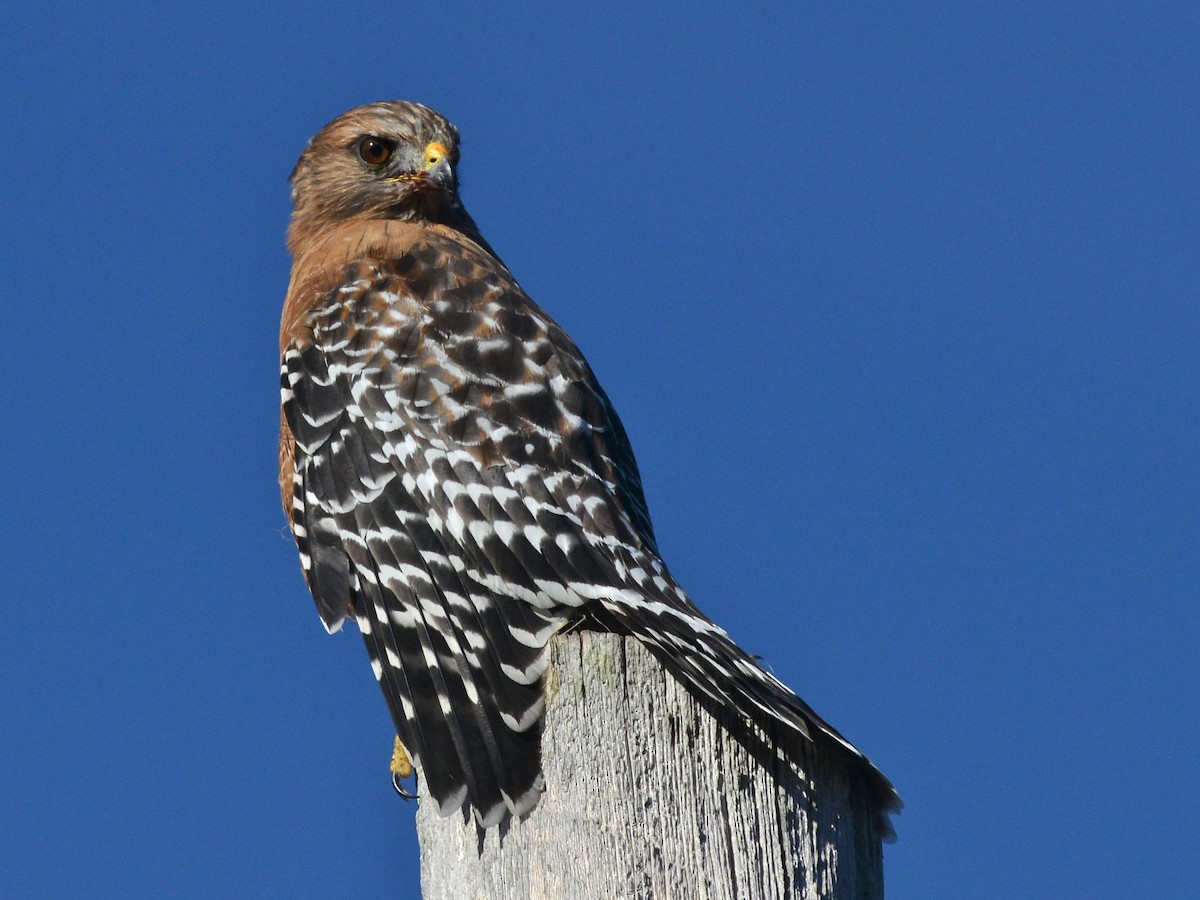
[2,3,1196,898]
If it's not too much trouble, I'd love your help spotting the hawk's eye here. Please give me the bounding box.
[358,136,395,166]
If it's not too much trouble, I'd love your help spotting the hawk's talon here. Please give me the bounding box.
[392,771,418,800]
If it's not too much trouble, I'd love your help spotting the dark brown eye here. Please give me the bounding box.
[357,136,395,166]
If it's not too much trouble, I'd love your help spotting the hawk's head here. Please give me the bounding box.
[288,101,484,253]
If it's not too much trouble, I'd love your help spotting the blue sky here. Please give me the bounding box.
[2,3,1196,897]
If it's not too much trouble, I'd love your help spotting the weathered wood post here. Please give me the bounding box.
[417,631,888,899]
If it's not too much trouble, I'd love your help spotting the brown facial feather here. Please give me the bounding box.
[286,102,486,260]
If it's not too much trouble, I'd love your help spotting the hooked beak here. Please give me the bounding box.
[383,141,456,193]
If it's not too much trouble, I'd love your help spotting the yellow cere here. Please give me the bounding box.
[424,142,450,169]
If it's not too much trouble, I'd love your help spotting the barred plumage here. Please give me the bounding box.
[279,101,899,831]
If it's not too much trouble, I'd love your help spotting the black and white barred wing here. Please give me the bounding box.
[279,245,663,826]
[283,275,551,825]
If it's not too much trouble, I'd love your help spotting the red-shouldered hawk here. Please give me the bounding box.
[279,101,899,832]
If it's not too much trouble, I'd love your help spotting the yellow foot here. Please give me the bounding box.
[391,736,417,799]
[390,736,412,779]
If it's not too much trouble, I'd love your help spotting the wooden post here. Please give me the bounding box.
[417,631,886,899]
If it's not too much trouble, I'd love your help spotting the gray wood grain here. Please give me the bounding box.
[417,631,884,899]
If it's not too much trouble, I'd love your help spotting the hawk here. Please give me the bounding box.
[279,101,898,831]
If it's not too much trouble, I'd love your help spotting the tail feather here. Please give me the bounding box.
[584,545,901,831]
